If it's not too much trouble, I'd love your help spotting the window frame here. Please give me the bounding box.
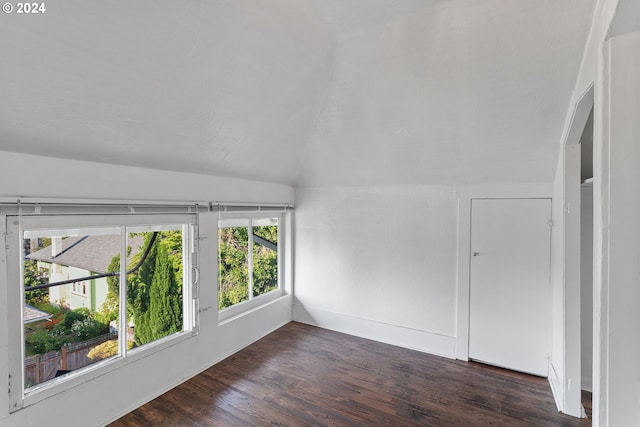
[71,280,88,297]
[6,212,198,411]
[217,212,284,322]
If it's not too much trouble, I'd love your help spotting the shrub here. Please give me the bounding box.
[63,308,91,329]
[49,322,68,336]
[87,339,133,360]
[93,309,115,326]
[71,318,107,341]
[25,330,65,354]
[87,339,117,360]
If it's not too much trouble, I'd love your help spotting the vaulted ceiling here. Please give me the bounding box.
[0,0,595,187]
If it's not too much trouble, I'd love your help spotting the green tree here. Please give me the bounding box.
[129,233,156,345]
[252,225,278,297]
[100,241,139,322]
[150,243,182,335]
[218,225,278,307]
[98,231,183,346]
[218,227,249,309]
[24,259,48,306]
[134,241,182,345]
[98,254,121,322]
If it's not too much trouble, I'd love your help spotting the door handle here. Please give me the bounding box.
[472,252,480,257]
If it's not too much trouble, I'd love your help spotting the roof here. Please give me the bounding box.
[27,235,143,274]
[24,304,52,324]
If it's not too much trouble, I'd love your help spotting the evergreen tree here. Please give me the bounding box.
[147,243,182,339]
[133,234,182,345]
[131,233,157,345]
[99,231,183,346]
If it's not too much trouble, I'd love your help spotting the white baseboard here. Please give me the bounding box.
[293,303,456,359]
[582,375,593,392]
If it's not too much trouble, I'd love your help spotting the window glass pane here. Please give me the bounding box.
[125,228,184,348]
[252,219,278,298]
[23,229,121,390]
[218,227,249,309]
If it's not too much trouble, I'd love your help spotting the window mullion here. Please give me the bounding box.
[119,226,127,358]
[248,224,254,301]
[278,215,282,293]
[186,223,197,334]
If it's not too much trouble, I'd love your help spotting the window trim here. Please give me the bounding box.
[71,280,88,297]
[6,212,198,411]
[217,212,284,322]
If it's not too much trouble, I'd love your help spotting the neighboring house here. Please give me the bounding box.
[23,304,52,324]
[27,236,142,312]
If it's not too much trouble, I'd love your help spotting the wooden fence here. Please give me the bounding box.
[24,331,118,387]
[24,350,61,387]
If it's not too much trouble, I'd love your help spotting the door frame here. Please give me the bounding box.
[559,85,593,417]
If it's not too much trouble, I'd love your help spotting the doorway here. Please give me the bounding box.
[579,107,594,412]
[563,85,594,418]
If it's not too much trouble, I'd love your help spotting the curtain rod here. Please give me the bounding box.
[0,197,294,213]
[0,196,211,206]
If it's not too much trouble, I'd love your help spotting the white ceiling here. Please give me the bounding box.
[0,0,596,187]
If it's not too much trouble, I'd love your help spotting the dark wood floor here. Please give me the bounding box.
[582,390,592,419]
[109,322,591,426]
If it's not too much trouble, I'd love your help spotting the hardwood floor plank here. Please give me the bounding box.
[582,390,593,420]
[109,322,590,427]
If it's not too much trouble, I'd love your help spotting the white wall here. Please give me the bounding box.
[293,183,554,361]
[0,151,293,204]
[293,186,458,357]
[0,151,294,426]
[596,31,640,427]
[550,156,566,407]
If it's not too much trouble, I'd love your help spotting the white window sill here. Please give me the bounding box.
[218,292,289,326]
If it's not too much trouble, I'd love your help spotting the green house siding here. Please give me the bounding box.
[94,277,109,312]
[90,278,96,311]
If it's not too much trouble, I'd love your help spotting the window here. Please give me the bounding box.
[218,215,281,317]
[7,212,197,410]
[71,281,87,296]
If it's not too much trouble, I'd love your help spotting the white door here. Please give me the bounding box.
[469,198,551,376]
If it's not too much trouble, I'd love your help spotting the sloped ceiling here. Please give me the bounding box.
[0,1,335,184]
[0,0,595,187]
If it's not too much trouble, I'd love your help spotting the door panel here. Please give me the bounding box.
[469,198,551,376]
